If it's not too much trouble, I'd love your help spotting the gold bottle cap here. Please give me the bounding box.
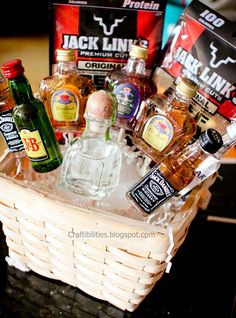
[129,45,148,60]
[0,73,8,92]
[56,49,75,62]
[176,77,198,98]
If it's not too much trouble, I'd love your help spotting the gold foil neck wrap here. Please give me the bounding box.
[176,77,198,98]
[56,49,75,62]
[129,45,148,60]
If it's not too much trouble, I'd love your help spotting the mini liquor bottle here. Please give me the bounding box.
[178,121,236,197]
[39,49,95,133]
[2,59,63,173]
[126,128,223,215]
[104,45,156,132]
[0,72,33,180]
[132,77,198,163]
[60,90,122,200]
[0,72,24,154]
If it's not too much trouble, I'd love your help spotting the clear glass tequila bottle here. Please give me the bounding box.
[132,77,198,163]
[104,45,156,132]
[39,49,95,133]
[60,90,122,200]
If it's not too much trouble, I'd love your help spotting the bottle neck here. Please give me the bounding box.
[57,61,78,76]
[8,74,34,105]
[83,116,112,141]
[215,132,236,159]
[167,89,192,110]
[176,139,210,168]
[125,56,147,76]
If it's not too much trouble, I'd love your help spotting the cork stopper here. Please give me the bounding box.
[56,49,75,62]
[0,73,8,91]
[129,45,148,60]
[176,77,198,98]
[86,90,115,120]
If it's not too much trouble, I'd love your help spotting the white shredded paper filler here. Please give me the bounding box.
[5,255,30,272]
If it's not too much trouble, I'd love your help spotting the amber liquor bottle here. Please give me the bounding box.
[39,49,95,133]
[126,128,223,215]
[2,59,63,173]
[104,45,156,132]
[132,77,198,163]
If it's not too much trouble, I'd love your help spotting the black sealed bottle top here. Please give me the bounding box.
[2,59,24,79]
[199,128,223,154]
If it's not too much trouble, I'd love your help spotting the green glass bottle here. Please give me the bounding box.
[2,59,63,173]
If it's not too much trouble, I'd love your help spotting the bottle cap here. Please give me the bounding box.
[199,129,223,154]
[86,90,116,120]
[129,45,148,60]
[176,77,198,98]
[0,73,8,91]
[2,59,24,79]
[226,121,236,140]
[56,49,75,62]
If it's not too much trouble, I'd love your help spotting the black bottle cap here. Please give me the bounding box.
[199,129,223,154]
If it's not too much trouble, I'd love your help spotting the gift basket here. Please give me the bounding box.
[0,146,215,312]
[0,0,236,313]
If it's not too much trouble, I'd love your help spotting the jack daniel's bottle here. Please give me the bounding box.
[0,72,33,180]
[2,59,63,173]
[0,72,24,154]
[126,129,223,215]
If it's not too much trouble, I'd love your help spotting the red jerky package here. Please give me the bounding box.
[154,0,236,135]
[49,0,166,89]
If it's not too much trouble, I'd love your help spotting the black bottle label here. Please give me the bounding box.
[127,165,177,214]
[0,109,25,153]
[113,83,140,119]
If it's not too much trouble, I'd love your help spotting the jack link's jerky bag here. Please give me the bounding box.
[49,0,166,89]
[154,0,236,136]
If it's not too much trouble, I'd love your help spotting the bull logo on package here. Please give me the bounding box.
[209,42,236,69]
[50,0,166,88]
[158,0,236,131]
[93,15,127,36]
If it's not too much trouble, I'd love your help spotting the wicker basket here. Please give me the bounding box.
[0,152,214,312]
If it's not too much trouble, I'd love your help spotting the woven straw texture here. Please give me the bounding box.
[0,170,214,312]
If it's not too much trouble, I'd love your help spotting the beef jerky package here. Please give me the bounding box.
[153,0,236,136]
[49,0,167,89]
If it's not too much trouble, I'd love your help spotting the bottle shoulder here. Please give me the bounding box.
[66,136,121,158]
[40,73,95,97]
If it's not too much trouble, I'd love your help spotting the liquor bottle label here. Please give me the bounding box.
[113,83,140,118]
[127,165,177,214]
[51,89,79,122]
[0,109,24,153]
[142,115,174,152]
[19,129,49,162]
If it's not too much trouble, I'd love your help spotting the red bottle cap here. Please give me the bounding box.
[2,59,25,79]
